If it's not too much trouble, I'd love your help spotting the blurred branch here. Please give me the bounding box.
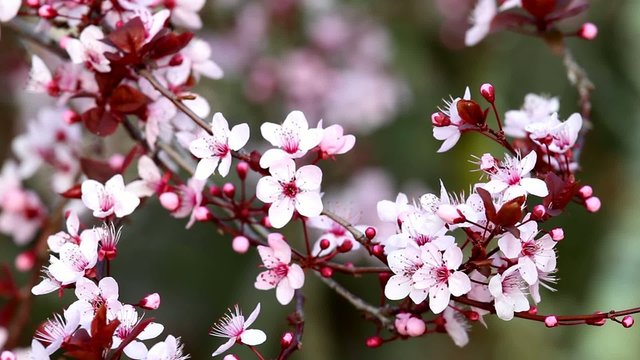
[5,18,68,58]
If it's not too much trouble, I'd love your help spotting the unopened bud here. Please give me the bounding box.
[1,351,16,360]
[236,161,249,180]
[209,185,222,197]
[587,312,606,326]
[319,239,331,250]
[222,183,235,198]
[457,99,485,127]
[109,154,125,172]
[431,112,450,127]
[365,227,376,240]
[232,236,250,254]
[365,336,383,348]
[405,318,426,337]
[622,316,634,328]
[169,54,184,66]
[436,204,465,224]
[578,185,593,199]
[63,109,81,124]
[394,313,411,336]
[15,250,36,272]
[544,315,559,328]
[26,0,40,8]
[578,22,598,40]
[465,310,480,321]
[38,5,58,19]
[532,204,546,220]
[320,267,333,278]
[372,244,384,257]
[280,332,294,348]
[550,228,564,241]
[480,83,495,103]
[585,196,601,213]
[262,216,272,228]
[223,355,239,360]
[139,293,161,310]
[159,192,180,212]
[528,306,538,315]
[194,206,212,221]
[337,240,353,253]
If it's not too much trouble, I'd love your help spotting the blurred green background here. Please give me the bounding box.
[2,0,640,359]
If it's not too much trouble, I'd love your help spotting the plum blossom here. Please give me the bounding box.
[526,113,583,154]
[316,120,356,158]
[189,113,250,179]
[210,304,266,357]
[34,307,81,355]
[413,244,471,314]
[384,246,428,304]
[384,212,453,253]
[432,87,470,153]
[0,186,46,245]
[32,269,62,296]
[503,94,559,138]
[147,335,189,360]
[168,0,206,29]
[81,174,141,218]
[26,55,57,95]
[169,178,206,229]
[498,221,557,285]
[465,0,496,47]
[259,111,323,168]
[65,26,115,73]
[165,39,224,85]
[47,235,99,285]
[377,192,415,225]
[443,305,470,347]
[111,305,164,359]
[0,0,20,22]
[71,277,121,328]
[480,151,548,200]
[255,234,305,305]
[47,211,81,253]
[256,158,323,228]
[127,155,165,198]
[489,265,530,321]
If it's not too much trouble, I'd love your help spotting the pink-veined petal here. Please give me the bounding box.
[384,275,411,300]
[211,338,235,357]
[267,233,291,263]
[520,178,548,197]
[229,123,250,151]
[287,264,305,289]
[244,303,261,327]
[256,176,281,203]
[518,256,538,285]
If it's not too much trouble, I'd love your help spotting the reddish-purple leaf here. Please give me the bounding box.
[107,17,146,54]
[80,157,118,182]
[109,84,150,114]
[82,107,121,136]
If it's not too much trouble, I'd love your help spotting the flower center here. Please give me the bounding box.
[434,266,451,284]
[281,181,299,198]
[521,240,539,257]
[274,263,289,278]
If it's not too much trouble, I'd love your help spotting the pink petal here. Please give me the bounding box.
[293,192,323,218]
[286,264,305,289]
[498,234,522,259]
[189,137,214,159]
[275,278,295,305]
[80,180,104,211]
[138,322,164,341]
[240,329,267,346]
[443,245,463,269]
[258,149,287,169]
[194,157,220,180]
[518,256,538,285]
[229,123,250,151]
[217,155,232,178]
[270,159,296,183]
[384,275,411,300]
[268,198,295,229]
[519,151,537,175]
[256,176,281,203]
[244,303,261,327]
[260,122,283,147]
[124,340,148,359]
[520,178,548,197]
[255,270,279,290]
[98,277,119,300]
[295,165,322,191]
[211,338,235,357]
[113,191,140,218]
[448,272,471,296]
[268,233,291,263]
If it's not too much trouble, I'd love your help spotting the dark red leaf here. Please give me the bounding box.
[475,187,497,224]
[491,13,536,32]
[59,183,82,199]
[94,65,127,97]
[457,100,486,127]
[543,173,580,214]
[107,17,146,54]
[147,32,194,59]
[109,84,150,114]
[495,196,526,228]
[522,0,557,19]
[110,318,155,360]
[80,157,119,182]
[82,107,121,137]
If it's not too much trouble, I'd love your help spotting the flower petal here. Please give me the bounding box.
[240,329,267,346]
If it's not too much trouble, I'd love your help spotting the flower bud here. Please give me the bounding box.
[109,154,125,172]
[394,313,411,336]
[232,236,250,254]
[578,185,593,199]
[63,109,81,124]
[209,185,222,197]
[222,183,235,198]
[578,22,598,40]
[431,112,450,127]
[532,204,546,220]
[585,196,601,213]
[550,228,564,241]
[465,310,480,321]
[15,250,35,272]
[337,240,353,253]
[194,206,212,221]
[262,216,272,228]
[365,336,383,348]
[372,244,384,257]
[528,306,538,315]
[26,0,40,8]
[480,83,495,103]
[159,192,180,212]
[1,351,16,360]
[280,332,294,348]
[406,317,426,337]
[365,227,376,240]
[544,315,559,328]
[236,161,249,180]
[139,293,161,310]
[38,5,58,19]
[622,316,634,328]
[169,54,184,67]
[320,267,333,278]
[586,312,606,326]
[457,99,485,127]
[522,0,556,19]
[436,204,465,224]
[319,238,331,250]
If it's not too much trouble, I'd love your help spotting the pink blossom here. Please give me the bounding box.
[111,305,165,359]
[308,213,362,256]
[481,151,548,200]
[259,111,323,168]
[34,307,81,355]
[65,26,115,73]
[433,87,471,152]
[488,265,530,321]
[413,244,471,314]
[316,120,356,158]
[255,234,305,305]
[384,246,428,304]
[210,304,266,357]
[256,159,323,229]
[171,178,206,229]
[81,174,141,218]
[71,277,120,328]
[127,155,164,198]
[47,211,81,253]
[443,305,470,347]
[168,0,206,29]
[189,113,250,179]
[465,0,496,47]
[503,94,559,138]
[147,335,189,360]
[165,38,224,84]
[384,212,453,253]
[26,55,56,95]
[526,113,583,154]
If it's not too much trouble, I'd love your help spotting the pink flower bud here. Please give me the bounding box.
[15,251,35,272]
[236,162,249,180]
[320,267,333,278]
[436,204,465,224]
[209,185,222,197]
[465,311,480,321]
[479,153,497,172]
[139,293,161,310]
[365,336,383,348]
[169,54,184,67]
[223,355,239,360]
[262,216,272,228]
[528,306,538,315]
[63,109,81,124]
[622,316,634,328]
[480,83,495,103]
[319,239,331,250]
[532,205,546,220]
[365,227,376,240]
[280,332,294,348]
[337,240,353,253]
[431,112,450,127]
[26,0,40,8]
[550,228,564,241]
[394,313,411,336]
[109,154,125,171]
[405,317,426,337]
[232,236,250,254]
[578,185,593,199]
[1,351,16,360]
[578,22,598,40]
[222,183,235,198]
[372,244,384,257]
[194,206,212,221]
[159,192,180,212]
[544,315,559,328]
[585,196,601,213]
[38,5,58,19]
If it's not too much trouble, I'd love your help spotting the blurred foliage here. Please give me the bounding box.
[2,0,640,359]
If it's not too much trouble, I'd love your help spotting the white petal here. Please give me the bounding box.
[105,174,126,193]
[287,264,305,289]
[519,151,537,175]
[245,303,261,327]
[429,284,450,314]
[260,122,283,147]
[275,278,295,305]
[240,329,267,346]
[270,159,296,182]
[520,178,548,197]
[268,198,295,229]
[194,157,220,180]
[295,165,322,191]
[190,137,214,158]
[494,297,514,320]
[498,234,522,259]
[81,180,104,211]
[384,275,411,300]
[229,123,250,151]
[211,338,235,357]
[448,272,471,296]
[138,322,164,340]
[518,256,538,285]
[482,180,508,194]
[217,155,232,178]
[124,340,148,360]
[258,149,287,169]
[443,245,463,269]
[256,176,281,203]
[294,192,323,218]
[113,191,141,218]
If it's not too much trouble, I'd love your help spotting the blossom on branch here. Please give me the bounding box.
[255,234,305,305]
[259,111,323,168]
[81,174,141,219]
[210,304,266,357]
